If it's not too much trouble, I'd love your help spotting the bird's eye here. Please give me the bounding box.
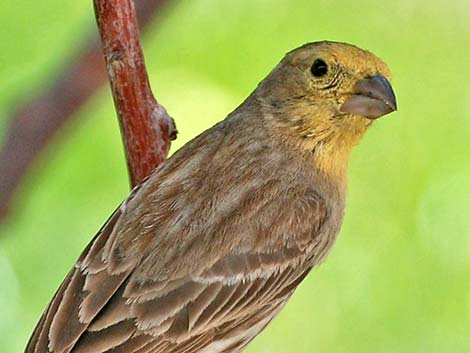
[311,59,328,77]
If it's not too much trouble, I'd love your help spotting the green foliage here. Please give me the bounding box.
[0,0,469,352]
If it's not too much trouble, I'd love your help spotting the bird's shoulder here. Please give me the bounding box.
[25,116,338,353]
[110,116,335,282]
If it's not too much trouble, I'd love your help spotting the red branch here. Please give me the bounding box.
[0,0,171,221]
[94,0,176,187]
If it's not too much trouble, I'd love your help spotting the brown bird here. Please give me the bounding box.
[26,41,396,353]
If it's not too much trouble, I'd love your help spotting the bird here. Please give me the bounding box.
[25,41,397,353]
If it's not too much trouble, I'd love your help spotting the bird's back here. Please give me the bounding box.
[26,110,343,353]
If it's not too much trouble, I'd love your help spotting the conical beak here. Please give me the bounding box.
[340,74,397,119]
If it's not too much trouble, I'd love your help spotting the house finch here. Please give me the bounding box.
[26,41,396,353]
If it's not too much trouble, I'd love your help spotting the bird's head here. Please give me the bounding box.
[254,41,397,179]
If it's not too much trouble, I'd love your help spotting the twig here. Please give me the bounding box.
[94,0,176,187]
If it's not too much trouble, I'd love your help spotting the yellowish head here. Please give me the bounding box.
[254,41,397,180]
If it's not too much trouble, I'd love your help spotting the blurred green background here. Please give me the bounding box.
[1,0,469,352]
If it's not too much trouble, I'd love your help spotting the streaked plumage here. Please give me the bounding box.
[26,41,396,353]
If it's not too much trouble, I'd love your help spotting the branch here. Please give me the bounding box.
[0,0,172,221]
[94,0,176,187]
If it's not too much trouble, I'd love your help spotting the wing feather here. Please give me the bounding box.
[26,207,134,353]
[71,319,136,353]
[26,157,329,353]
[87,286,131,332]
[186,283,224,331]
[132,281,206,331]
[49,268,88,352]
[102,334,152,353]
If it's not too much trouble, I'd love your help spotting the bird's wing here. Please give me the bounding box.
[26,127,331,353]
[26,182,328,353]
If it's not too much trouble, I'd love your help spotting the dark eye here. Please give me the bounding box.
[311,59,328,77]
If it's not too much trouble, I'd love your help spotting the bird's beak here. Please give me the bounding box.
[340,74,397,119]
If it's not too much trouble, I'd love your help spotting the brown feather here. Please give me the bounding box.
[186,283,224,331]
[104,334,153,353]
[49,269,87,353]
[71,320,136,353]
[132,281,206,330]
[87,286,130,332]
